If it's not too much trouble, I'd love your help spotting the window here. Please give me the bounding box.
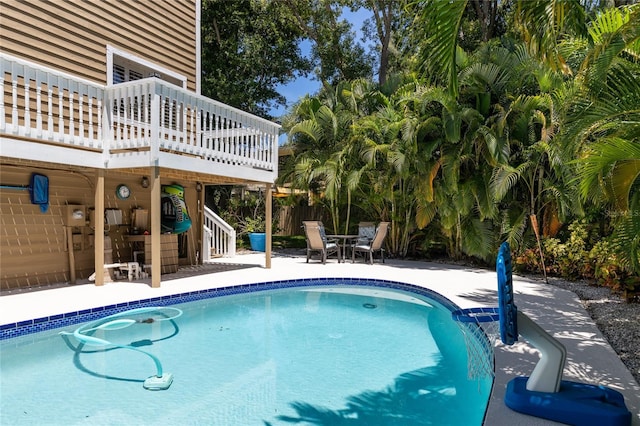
[112,59,173,85]
[107,46,188,131]
[107,45,187,88]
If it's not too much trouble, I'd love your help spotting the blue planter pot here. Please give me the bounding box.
[248,233,266,252]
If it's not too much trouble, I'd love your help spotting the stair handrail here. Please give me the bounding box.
[203,206,236,260]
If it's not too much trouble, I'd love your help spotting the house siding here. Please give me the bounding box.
[0,166,96,290]
[0,0,197,90]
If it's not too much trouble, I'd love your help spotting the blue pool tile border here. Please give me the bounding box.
[0,277,460,341]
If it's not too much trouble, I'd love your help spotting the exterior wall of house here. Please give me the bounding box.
[0,164,200,291]
[0,0,197,90]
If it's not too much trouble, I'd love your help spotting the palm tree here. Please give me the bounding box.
[563,5,640,272]
[352,82,417,257]
[283,82,362,234]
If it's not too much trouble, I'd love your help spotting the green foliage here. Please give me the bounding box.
[272,235,307,249]
[416,0,468,97]
[514,220,640,299]
[216,188,270,238]
[542,222,589,280]
[201,0,311,118]
[588,240,624,289]
[280,0,375,85]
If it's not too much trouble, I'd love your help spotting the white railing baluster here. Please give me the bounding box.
[230,118,235,161]
[135,84,141,143]
[223,117,229,162]
[57,84,64,142]
[35,76,42,137]
[254,131,259,165]
[215,113,221,157]
[256,132,261,165]
[0,71,5,132]
[117,88,129,148]
[88,96,93,144]
[144,83,150,146]
[233,119,238,161]
[181,101,187,147]
[208,111,213,153]
[97,97,103,148]
[128,84,135,145]
[235,120,240,161]
[220,115,225,159]
[202,110,207,152]
[78,90,84,144]
[11,64,18,132]
[192,107,198,152]
[122,85,128,146]
[68,86,74,142]
[46,75,53,139]
[23,76,30,137]
[189,104,194,149]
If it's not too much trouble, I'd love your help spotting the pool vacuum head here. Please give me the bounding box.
[144,373,174,390]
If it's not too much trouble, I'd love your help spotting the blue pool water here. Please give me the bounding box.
[0,280,492,425]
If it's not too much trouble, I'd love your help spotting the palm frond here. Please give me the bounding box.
[472,172,499,221]
[415,200,437,229]
[513,0,587,73]
[419,0,468,98]
[289,120,320,142]
[477,125,509,165]
[500,209,528,250]
[491,164,524,201]
[461,217,494,261]
[578,137,640,209]
[610,204,640,273]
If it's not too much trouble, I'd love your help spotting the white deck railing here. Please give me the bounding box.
[0,55,105,149]
[203,206,236,260]
[1,53,280,176]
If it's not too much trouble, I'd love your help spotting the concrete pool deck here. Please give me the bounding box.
[1,251,638,425]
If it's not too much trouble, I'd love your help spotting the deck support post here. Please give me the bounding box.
[265,182,272,269]
[94,169,105,286]
[150,166,161,288]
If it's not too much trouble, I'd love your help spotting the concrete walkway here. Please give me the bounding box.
[1,251,638,425]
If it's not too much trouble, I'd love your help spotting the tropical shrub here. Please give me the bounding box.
[544,222,589,280]
[588,240,625,290]
[514,220,640,301]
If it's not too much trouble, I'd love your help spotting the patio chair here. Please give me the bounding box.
[351,222,389,264]
[302,221,341,264]
[356,221,376,245]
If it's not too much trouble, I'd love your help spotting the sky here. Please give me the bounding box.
[270,7,371,123]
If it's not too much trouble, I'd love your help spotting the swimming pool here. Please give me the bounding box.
[0,278,493,425]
